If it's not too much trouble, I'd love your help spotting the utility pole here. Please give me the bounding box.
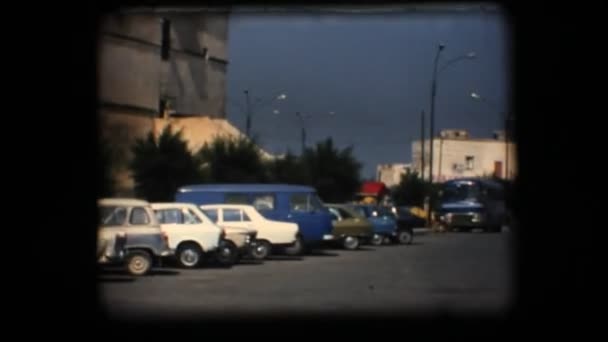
[420,109,425,182]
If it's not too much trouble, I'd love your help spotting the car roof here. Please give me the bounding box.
[149,202,198,209]
[198,204,256,210]
[178,184,316,193]
[98,198,150,206]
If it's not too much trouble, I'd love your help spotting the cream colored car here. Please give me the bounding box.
[199,204,299,260]
[151,203,223,268]
[98,198,173,276]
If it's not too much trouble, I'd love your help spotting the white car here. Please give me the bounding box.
[199,204,299,260]
[150,202,224,268]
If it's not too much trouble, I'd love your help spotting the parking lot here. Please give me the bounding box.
[99,230,513,320]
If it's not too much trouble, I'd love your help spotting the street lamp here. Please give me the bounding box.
[244,90,287,138]
[470,91,512,179]
[427,44,475,226]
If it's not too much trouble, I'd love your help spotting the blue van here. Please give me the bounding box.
[436,178,508,232]
[175,184,335,255]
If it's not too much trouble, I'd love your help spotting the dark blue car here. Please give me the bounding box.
[348,204,398,246]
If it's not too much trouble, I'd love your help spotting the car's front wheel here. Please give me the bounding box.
[342,236,360,250]
[215,240,238,267]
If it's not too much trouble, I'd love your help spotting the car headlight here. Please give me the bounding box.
[471,213,485,222]
[444,213,453,222]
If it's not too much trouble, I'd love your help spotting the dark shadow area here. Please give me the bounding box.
[306,250,340,257]
[203,263,235,269]
[350,247,376,252]
[266,255,304,261]
[407,242,424,246]
[235,259,265,266]
[148,269,180,276]
[97,276,136,283]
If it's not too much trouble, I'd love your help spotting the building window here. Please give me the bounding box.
[161,18,171,61]
[465,156,475,170]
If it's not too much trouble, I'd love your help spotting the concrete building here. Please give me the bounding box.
[98,10,238,194]
[411,129,517,182]
[376,163,412,188]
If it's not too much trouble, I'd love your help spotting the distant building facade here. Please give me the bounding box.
[98,10,231,194]
[376,163,412,188]
[412,129,517,182]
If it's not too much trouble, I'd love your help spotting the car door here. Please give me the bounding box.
[154,208,184,249]
[287,193,332,243]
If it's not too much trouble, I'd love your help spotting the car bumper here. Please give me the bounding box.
[322,234,336,241]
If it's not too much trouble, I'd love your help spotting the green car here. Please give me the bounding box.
[325,204,374,250]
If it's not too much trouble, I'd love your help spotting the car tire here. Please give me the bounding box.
[283,235,304,256]
[125,250,152,276]
[176,242,203,268]
[370,234,383,246]
[342,236,360,250]
[215,240,238,267]
[250,240,272,260]
[396,230,413,245]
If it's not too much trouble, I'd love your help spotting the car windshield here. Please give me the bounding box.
[441,182,482,202]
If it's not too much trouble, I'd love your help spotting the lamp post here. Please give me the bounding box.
[470,92,512,179]
[243,90,287,138]
[427,44,475,226]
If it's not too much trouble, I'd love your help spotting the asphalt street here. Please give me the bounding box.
[99,230,514,320]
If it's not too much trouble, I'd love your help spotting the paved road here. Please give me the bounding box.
[99,231,513,320]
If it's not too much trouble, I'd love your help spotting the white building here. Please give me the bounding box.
[411,129,517,182]
[376,163,412,188]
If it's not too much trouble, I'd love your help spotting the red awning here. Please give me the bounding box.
[359,181,387,196]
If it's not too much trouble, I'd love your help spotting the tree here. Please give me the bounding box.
[130,125,204,202]
[301,138,362,203]
[197,135,268,183]
[266,150,310,184]
[391,170,429,207]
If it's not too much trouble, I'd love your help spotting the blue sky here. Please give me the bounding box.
[225,7,510,178]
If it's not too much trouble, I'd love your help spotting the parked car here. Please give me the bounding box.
[176,184,334,255]
[348,204,398,246]
[198,206,259,265]
[384,206,418,244]
[197,204,299,259]
[98,198,173,276]
[325,203,373,250]
[150,202,224,268]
